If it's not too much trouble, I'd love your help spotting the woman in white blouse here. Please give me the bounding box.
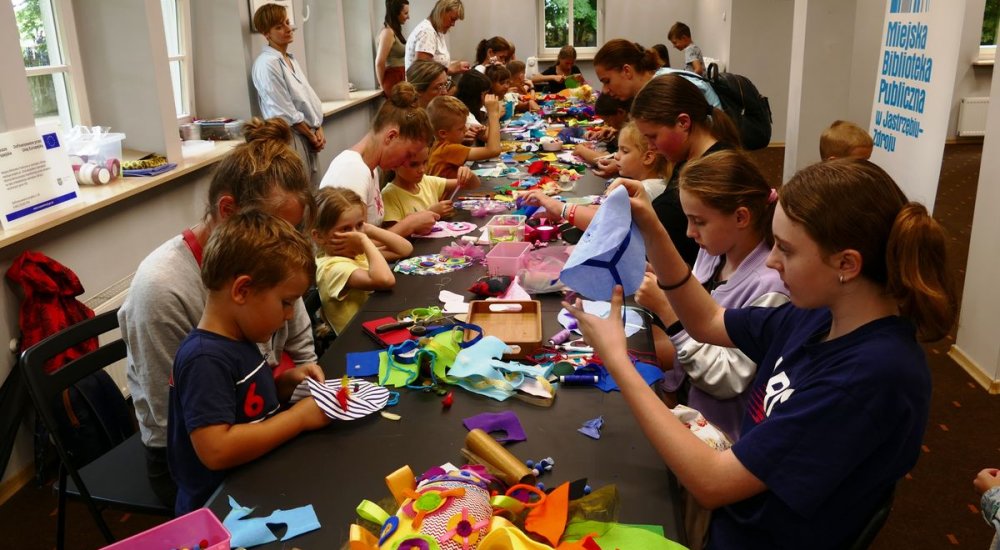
[251,3,324,182]
[404,0,469,76]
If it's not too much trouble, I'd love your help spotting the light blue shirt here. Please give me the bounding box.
[655,67,722,109]
[252,45,323,128]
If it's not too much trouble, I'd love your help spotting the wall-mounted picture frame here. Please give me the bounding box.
[248,0,295,32]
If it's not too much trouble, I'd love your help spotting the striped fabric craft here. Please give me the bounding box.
[290,377,390,421]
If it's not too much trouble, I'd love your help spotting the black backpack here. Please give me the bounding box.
[705,63,773,150]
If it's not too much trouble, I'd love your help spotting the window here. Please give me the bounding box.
[161,0,194,120]
[538,0,603,58]
[13,0,87,128]
[980,0,999,63]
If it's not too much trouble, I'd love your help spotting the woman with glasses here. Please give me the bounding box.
[251,4,324,184]
[406,60,450,108]
[404,0,469,76]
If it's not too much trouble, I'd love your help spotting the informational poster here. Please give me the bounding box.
[868,0,965,211]
[0,124,79,229]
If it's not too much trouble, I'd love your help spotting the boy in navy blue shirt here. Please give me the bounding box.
[168,210,329,515]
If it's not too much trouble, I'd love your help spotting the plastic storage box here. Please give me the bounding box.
[196,119,246,140]
[65,127,125,183]
[485,215,526,244]
[486,241,532,276]
[101,508,230,550]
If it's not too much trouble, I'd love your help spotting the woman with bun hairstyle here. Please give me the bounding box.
[569,159,956,549]
[120,117,322,508]
[375,0,410,98]
[319,83,437,241]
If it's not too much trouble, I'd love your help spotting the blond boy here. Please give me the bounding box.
[426,94,501,179]
[820,120,874,160]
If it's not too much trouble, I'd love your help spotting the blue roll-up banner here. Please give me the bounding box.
[869,0,965,212]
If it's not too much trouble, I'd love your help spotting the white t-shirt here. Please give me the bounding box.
[405,18,450,71]
[641,178,667,201]
[320,150,384,225]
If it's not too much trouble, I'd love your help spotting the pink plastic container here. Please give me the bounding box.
[486,241,532,276]
[101,508,230,550]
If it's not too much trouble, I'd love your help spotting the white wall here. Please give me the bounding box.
[954,1,1000,389]
[729,0,794,144]
[951,0,993,137]
[692,0,732,68]
[783,0,858,176]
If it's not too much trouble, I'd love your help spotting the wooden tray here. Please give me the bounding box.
[465,300,542,359]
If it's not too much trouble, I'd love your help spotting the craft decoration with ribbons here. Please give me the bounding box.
[378,324,484,389]
[289,377,389,420]
[396,254,475,275]
[448,336,553,402]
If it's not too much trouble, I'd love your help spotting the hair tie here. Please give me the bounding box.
[767,188,778,204]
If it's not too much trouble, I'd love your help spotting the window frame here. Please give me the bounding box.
[537,0,604,59]
[161,0,195,123]
[979,0,999,64]
[17,0,91,128]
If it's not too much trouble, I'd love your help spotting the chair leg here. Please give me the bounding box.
[56,466,67,550]
[71,468,115,543]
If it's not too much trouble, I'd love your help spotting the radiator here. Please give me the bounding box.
[83,273,134,396]
[958,97,989,137]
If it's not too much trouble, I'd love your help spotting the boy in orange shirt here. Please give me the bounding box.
[426,94,501,178]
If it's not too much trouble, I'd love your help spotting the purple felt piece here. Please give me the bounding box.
[578,416,605,440]
[462,411,527,443]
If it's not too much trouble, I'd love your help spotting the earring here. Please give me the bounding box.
[838,274,844,284]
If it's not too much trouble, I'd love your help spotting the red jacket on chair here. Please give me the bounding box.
[6,250,97,374]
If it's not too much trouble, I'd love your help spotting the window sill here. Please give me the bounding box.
[534,53,596,63]
[0,141,241,250]
[0,91,385,250]
[321,89,383,117]
[973,58,994,67]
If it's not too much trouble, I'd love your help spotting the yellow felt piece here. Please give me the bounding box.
[348,523,379,550]
[491,494,526,514]
[385,465,416,505]
[539,153,557,162]
[478,517,556,550]
[356,499,390,525]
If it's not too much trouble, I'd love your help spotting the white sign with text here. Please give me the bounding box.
[0,124,79,230]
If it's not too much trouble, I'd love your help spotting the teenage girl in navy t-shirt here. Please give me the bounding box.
[567,159,956,549]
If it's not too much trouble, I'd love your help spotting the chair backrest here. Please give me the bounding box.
[19,309,131,468]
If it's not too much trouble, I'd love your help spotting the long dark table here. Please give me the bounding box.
[207,164,687,548]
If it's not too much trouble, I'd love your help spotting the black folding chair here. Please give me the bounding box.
[19,308,172,549]
[847,484,897,550]
[303,286,336,358]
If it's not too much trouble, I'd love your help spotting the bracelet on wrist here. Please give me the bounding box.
[657,268,692,291]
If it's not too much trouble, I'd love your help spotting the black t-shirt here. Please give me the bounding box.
[651,141,733,267]
[542,64,583,93]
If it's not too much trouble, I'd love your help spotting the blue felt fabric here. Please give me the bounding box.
[560,185,646,300]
